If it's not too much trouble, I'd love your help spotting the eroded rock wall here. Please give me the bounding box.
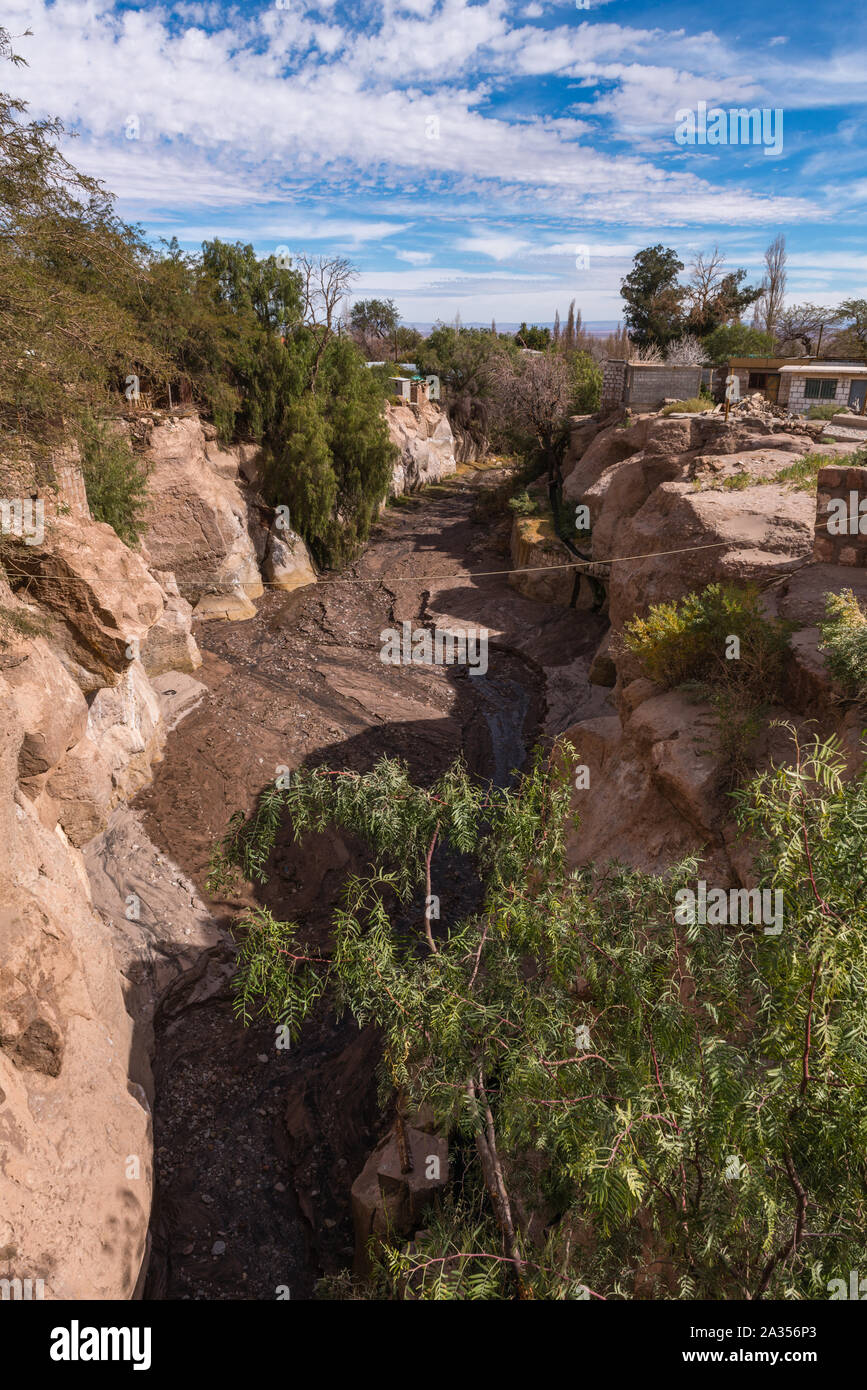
[558,407,865,887]
[386,399,458,495]
[0,407,302,1298]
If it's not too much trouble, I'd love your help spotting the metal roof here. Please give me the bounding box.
[778,363,867,375]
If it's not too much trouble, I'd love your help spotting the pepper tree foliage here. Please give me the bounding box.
[0,35,394,566]
[208,726,867,1301]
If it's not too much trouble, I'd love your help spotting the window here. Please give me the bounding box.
[804,378,838,400]
[748,372,768,389]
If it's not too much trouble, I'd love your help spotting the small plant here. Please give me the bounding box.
[818,589,867,701]
[507,489,540,518]
[623,582,791,693]
[807,403,846,420]
[721,471,755,490]
[773,452,837,492]
[624,583,793,783]
[0,602,51,642]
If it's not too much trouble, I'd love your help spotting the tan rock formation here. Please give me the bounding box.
[264,528,317,594]
[6,516,164,692]
[138,415,265,602]
[386,399,457,495]
[0,674,152,1299]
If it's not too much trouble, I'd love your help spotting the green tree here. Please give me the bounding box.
[77,414,149,546]
[211,732,867,1300]
[514,323,552,351]
[416,324,516,456]
[621,245,685,347]
[0,36,166,442]
[701,323,775,366]
[568,350,602,413]
[836,299,867,358]
[350,298,400,341]
[262,334,395,566]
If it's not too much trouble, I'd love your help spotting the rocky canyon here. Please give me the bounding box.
[2,393,864,1300]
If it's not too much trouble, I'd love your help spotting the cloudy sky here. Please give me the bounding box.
[4,0,864,325]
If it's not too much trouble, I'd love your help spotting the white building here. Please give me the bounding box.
[778,363,867,415]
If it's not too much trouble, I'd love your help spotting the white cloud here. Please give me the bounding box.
[454,233,532,259]
[1,0,826,233]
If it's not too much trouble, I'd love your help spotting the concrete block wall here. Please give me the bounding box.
[625,364,703,408]
[601,358,627,409]
[813,464,867,566]
[786,374,857,416]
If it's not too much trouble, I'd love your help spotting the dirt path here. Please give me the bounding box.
[137,464,608,1300]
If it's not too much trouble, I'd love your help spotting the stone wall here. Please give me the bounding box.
[813,464,867,566]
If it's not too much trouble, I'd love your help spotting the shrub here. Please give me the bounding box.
[568,351,602,414]
[0,603,52,642]
[77,414,149,546]
[818,589,867,700]
[507,489,540,517]
[623,582,790,693]
[807,403,847,420]
[624,583,793,782]
[660,397,710,416]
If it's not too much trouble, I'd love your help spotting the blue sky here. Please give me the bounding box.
[5,0,865,325]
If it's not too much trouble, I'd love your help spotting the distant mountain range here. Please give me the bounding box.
[406,322,623,336]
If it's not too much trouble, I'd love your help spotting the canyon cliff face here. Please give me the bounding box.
[1,389,858,1299]
[540,407,866,885]
[0,410,311,1298]
[0,393,463,1298]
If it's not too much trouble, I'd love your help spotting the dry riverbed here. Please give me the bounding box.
[134,462,609,1299]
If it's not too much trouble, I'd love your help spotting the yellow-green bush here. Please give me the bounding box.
[819,589,867,700]
[624,583,789,691]
[624,584,793,782]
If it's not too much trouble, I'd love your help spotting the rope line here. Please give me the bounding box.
[2,539,734,592]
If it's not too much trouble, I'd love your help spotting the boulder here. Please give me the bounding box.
[264,529,317,594]
[45,661,165,846]
[351,1122,448,1276]
[607,482,813,629]
[509,515,576,606]
[0,637,88,779]
[139,588,201,678]
[85,659,165,804]
[386,400,457,495]
[562,701,731,882]
[193,590,257,622]
[6,516,164,692]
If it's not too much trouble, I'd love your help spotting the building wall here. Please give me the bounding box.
[601,359,627,409]
[786,374,860,415]
[600,360,703,410]
[813,465,867,566]
[624,364,703,408]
